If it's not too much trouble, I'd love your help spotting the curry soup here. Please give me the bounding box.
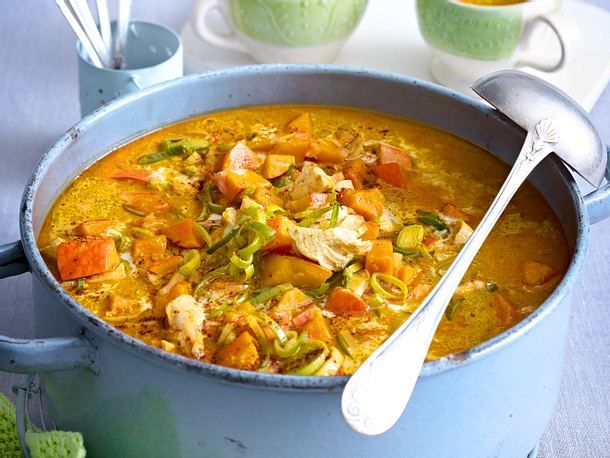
[38,106,569,375]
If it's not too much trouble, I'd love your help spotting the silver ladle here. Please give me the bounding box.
[341,70,607,436]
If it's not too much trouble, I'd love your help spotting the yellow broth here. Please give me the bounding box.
[38,106,569,375]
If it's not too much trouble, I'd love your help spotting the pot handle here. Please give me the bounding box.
[0,240,96,373]
[584,146,610,225]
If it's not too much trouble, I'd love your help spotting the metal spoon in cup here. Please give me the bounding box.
[341,70,607,436]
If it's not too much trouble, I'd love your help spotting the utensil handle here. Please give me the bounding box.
[0,240,96,373]
[584,146,610,224]
[342,121,559,435]
[190,0,248,53]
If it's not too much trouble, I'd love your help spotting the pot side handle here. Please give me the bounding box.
[584,146,610,225]
[0,240,96,373]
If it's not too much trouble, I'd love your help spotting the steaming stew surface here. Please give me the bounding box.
[38,106,569,375]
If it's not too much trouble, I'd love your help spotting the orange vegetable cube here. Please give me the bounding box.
[251,186,284,207]
[260,254,332,288]
[326,287,367,316]
[290,193,328,212]
[148,256,183,277]
[309,139,349,164]
[214,169,270,202]
[287,113,312,134]
[521,261,557,287]
[75,219,112,237]
[132,235,167,265]
[361,222,379,241]
[165,219,205,248]
[371,163,406,188]
[168,281,191,302]
[120,192,169,215]
[303,311,333,343]
[214,331,260,370]
[57,238,120,280]
[376,142,413,170]
[262,154,295,179]
[219,141,259,171]
[365,240,394,275]
[112,169,151,183]
[272,133,311,162]
[339,189,385,221]
[263,217,295,252]
[272,287,312,327]
[345,158,368,189]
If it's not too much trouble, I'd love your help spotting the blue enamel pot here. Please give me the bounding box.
[1,66,609,458]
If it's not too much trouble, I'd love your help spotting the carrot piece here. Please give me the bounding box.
[521,261,557,287]
[262,154,295,179]
[345,158,368,189]
[365,239,394,275]
[287,113,312,134]
[441,203,472,224]
[371,163,406,188]
[361,222,380,241]
[263,216,295,252]
[492,293,517,326]
[215,331,260,370]
[326,287,367,316]
[112,169,151,183]
[132,235,167,265]
[339,189,385,221]
[120,191,169,215]
[219,141,259,171]
[272,133,311,162]
[75,219,112,237]
[422,235,438,248]
[148,255,183,276]
[376,142,413,170]
[214,169,270,202]
[57,238,120,281]
[260,254,332,288]
[309,139,349,164]
[165,219,205,248]
[251,186,284,207]
[290,193,328,212]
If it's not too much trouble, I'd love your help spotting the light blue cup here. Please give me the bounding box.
[77,21,183,116]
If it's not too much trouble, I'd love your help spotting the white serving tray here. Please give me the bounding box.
[181,0,610,112]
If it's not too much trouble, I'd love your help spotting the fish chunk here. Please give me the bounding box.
[166,294,206,358]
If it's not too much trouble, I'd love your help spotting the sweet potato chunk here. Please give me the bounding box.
[120,192,169,215]
[75,219,112,237]
[215,331,260,370]
[339,189,385,221]
[365,240,394,275]
[309,139,349,164]
[492,293,518,326]
[326,287,367,316]
[148,256,183,276]
[345,158,368,189]
[219,141,259,171]
[214,169,270,202]
[165,219,205,248]
[371,163,406,188]
[293,306,332,342]
[263,217,295,252]
[271,287,312,327]
[260,254,332,288]
[262,154,295,179]
[57,238,120,280]
[376,142,413,170]
[251,186,284,207]
[272,133,311,162]
[287,113,312,134]
[361,222,380,241]
[290,193,328,213]
[132,235,167,265]
[521,261,557,287]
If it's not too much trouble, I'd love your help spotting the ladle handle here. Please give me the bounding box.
[342,120,560,436]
